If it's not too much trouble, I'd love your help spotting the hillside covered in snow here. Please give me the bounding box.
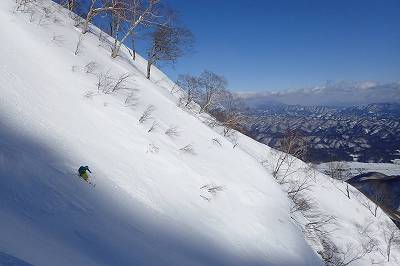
[1,1,400,265]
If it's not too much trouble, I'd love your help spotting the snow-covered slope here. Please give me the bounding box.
[0,1,399,265]
[0,1,319,265]
[316,162,400,176]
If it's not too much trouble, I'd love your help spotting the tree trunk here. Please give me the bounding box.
[131,34,136,60]
[146,61,152,79]
[69,0,75,11]
[111,27,133,58]
[82,10,93,34]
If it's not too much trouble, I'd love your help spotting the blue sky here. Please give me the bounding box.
[161,0,400,92]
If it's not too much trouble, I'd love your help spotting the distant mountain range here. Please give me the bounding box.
[241,102,400,163]
[240,81,400,107]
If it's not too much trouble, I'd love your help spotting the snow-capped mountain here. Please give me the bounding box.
[244,103,400,163]
[1,1,400,265]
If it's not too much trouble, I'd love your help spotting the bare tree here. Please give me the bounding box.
[176,74,201,108]
[382,220,400,262]
[82,0,126,34]
[355,190,383,217]
[211,91,247,136]
[51,34,65,46]
[111,0,161,58]
[139,105,155,123]
[327,162,352,199]
[146,24,194,79]
[272,130,307,184]
[197,70,227,113]
[128,31,137,60]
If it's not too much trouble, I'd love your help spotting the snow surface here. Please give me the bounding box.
[0,1,399,265]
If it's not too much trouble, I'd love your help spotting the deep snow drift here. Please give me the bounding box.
[0,1,399,265]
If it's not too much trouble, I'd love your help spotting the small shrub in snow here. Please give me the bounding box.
[111,73,130,93]
[96,71,113,93]
[170,83,181,95]
[38,6,52,26]
[124,90,140,107]
[272,130,308,184]
[15,0,36,13]
[83,91,96,99]
[355,190,386,217]
[200,184,224,196]
[71,65,79,72]
[52,15,63,25]
[212,138,222,146]
[290,191,314,214]
[179,144,195,155]
[318,237,376,266]
[84,61,99,74]
[200,195,211,201]
[146,143,159,154]
[200,184,224,201]
[139,105,155,123]
[165,126,179,138]
[147,121,158,133]
[51,34,64,46]
[28,8,36,22]
[98,31,112,50]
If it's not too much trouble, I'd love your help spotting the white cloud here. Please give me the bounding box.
[240,81,400,107]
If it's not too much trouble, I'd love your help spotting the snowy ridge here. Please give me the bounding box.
[0,0,399,265]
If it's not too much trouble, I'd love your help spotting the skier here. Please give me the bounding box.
[78,165,92,182]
